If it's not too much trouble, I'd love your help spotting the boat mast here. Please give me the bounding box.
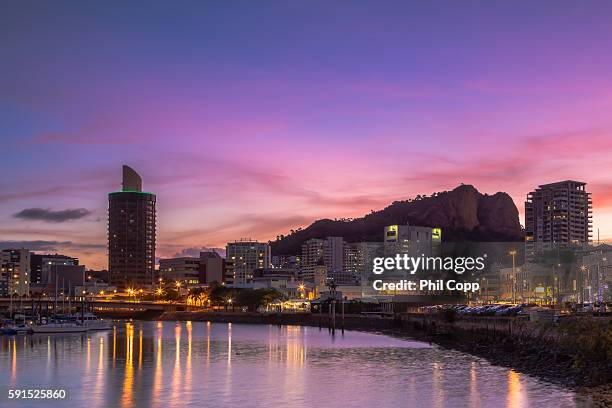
[54,266,58,318]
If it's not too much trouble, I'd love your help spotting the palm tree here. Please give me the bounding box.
[188,287,208,307]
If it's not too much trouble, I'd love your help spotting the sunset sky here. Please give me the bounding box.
[2,1,612,269]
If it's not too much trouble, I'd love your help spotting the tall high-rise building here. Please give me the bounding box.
[225,240,271,284]
[108,165,156,288]
[525,180,592,260]
[0,249,31,296]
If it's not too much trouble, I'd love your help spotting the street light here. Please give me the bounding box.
[580,265,587,304]
[154,287,164,302]
[126,288,135,303]
[509,250,517,304]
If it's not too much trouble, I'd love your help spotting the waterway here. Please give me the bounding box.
[0,321,589,407]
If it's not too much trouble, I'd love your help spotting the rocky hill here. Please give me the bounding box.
[270,184,524,255]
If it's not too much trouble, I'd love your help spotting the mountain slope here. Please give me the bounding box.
[270,184,524,255]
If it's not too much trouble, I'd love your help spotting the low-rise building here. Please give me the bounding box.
[1,249,30,296]
[75,281,118,297]
[577,244,612,303]
[271,255,301,270]
[30,264,86,297]
[159,257,200,286]
[30,253,79,285]
[487,262,578,305]
[199,251,225,284]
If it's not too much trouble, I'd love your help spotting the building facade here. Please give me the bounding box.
[159,257,201,285]
[300,237,345,282]
[346,242,381,286]
[0,249,31,296]
[525,180,592,260]
[578,245,612,304]
[225,240,271,284]
[271,255,301,270]
[108,165,156,288]
[384,224,438,257]
[199,251,225,284]
[30,253,79,285]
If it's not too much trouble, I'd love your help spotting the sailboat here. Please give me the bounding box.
[31,278,88,333]
[77,312,113,330]
[30,322,88,334]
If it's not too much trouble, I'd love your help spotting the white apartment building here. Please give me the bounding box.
[225,240,271,284]
[525,180,592,261]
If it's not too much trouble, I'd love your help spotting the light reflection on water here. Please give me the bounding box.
[0,321,589,408]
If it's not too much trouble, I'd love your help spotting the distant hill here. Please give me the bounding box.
[270,184,524,255]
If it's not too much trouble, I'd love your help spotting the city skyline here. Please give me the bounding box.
[3,1,612,269]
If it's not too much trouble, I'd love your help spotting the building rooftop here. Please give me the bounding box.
[122,164,142,192]
[536,180,587,188]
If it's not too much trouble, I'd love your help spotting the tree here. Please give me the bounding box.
[163,288,180,302]
[236,288,284,311]
[208,283,234,306]
[188,287,208,306]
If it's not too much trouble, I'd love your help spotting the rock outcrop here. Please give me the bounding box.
[270,184,524,255]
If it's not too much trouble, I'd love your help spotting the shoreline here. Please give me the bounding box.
[96,308,612,406]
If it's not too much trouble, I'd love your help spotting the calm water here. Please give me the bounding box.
[0,321,590,407]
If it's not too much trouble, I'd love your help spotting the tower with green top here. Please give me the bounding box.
[108,165,156,288]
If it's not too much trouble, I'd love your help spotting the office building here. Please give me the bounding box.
[253,267,298,281]
[108,165,156,288]
[0,249,31,296]
[300,237,345,282]
[225,240,271,284]
[346,242,382,289]
[525,180,592,260]
[199,251,225,284]
[271,255,301,270]
[29,254,84,297]
[159,257,200,285]
[578,244,612,304]
[384,224,438,257]
[158,251,225,286]
[30,253,79,285]
[87,269,110,283]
